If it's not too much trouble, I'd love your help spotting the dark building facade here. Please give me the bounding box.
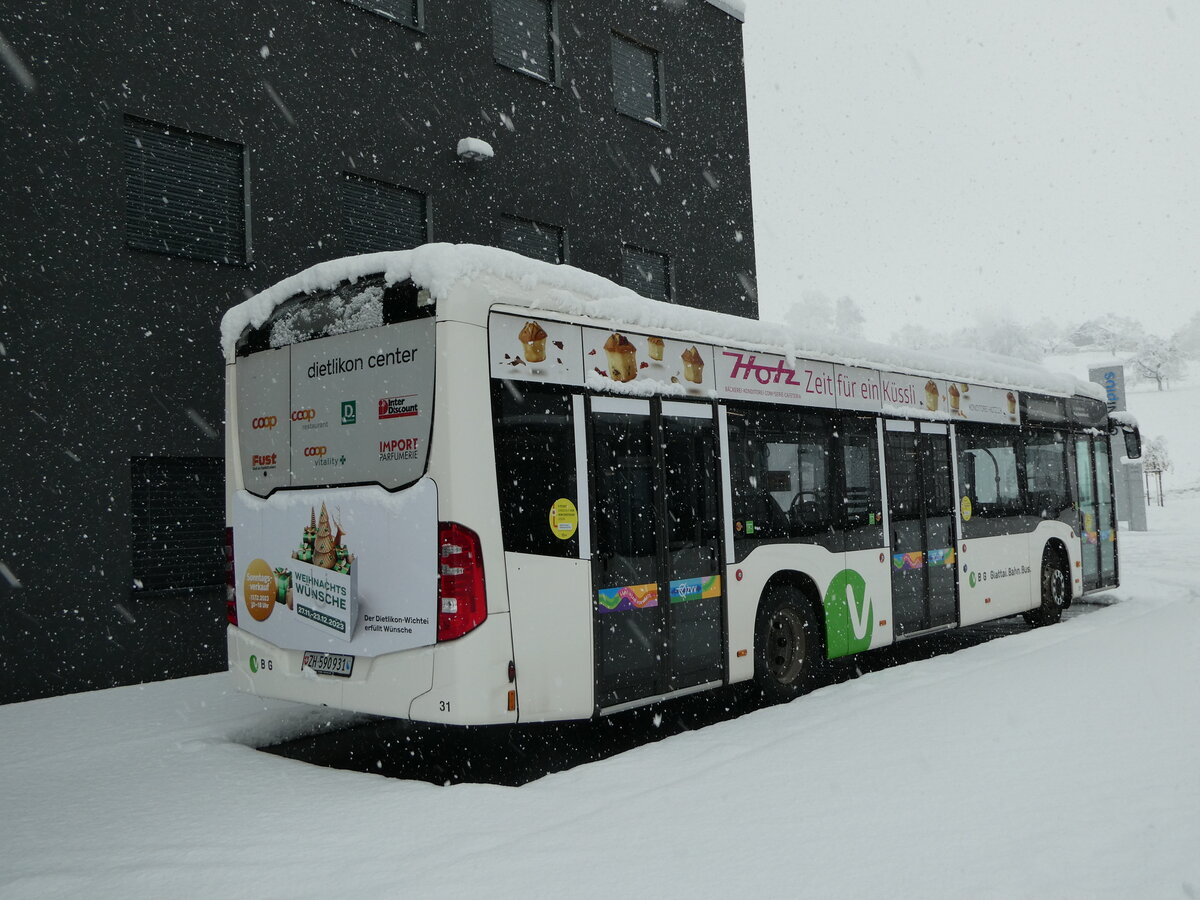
[0,0,756,703]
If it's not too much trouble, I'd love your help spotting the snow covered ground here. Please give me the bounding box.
[2,502,1197,898]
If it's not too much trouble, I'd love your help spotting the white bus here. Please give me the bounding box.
[222,244,1140,724]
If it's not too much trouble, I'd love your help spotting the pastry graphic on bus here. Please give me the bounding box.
[518,320,548,363]
[948,382,961,414]
[647,336,665,361]
[604,332,638,382]
[681,346,705,384]
[925,380,939,411]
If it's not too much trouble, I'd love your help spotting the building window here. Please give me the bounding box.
[131,457,225,594]
[612,33,661,124]
[621,244,671,302]
[342,0,421,28]
[123,116,249,265]
[500,214,564,264]
[493,0,555,82]
[340,172,427,254]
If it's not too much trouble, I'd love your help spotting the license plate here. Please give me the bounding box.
[302,651,354,678]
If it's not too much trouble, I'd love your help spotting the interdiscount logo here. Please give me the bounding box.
[291,408,317,422]
[251,416,277,430]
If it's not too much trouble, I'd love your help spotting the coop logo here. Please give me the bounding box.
[251,416,278,430]
[304,446,327,458]
[251,453,277,469]
[378,395,420,420]
[291,408,317,422]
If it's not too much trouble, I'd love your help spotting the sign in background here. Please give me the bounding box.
[1088,365,1127,412]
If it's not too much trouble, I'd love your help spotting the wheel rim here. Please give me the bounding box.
[1045,564,1067,608]
[767,607,806,685]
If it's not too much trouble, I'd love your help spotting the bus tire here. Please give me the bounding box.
[753,585,824,703]
[1024,548,1069,627]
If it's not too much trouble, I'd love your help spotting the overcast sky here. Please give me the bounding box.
[743,1,1200,342]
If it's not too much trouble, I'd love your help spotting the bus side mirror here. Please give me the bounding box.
[1122,425,1142,461]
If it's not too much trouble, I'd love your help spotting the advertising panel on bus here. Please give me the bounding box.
[235,320,435,495]
[232,480,438,656]
[487,312,1019,424]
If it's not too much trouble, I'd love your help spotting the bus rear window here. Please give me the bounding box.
[235,276,432,357]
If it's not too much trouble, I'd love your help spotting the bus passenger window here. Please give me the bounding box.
[728,406,834,549]
[491,381,578,557]
[956,426,1024,528]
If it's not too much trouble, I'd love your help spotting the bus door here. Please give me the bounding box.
[588,397,724,710]
[884,420,958,637]
[1074,434,1117,590]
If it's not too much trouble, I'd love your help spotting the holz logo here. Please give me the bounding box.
[291,409,317,422]
[251,416,278,430]
[304,446,327,458]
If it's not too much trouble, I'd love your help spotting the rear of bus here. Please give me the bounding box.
[224,270,517,725]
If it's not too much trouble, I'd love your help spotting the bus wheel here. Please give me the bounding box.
[1025,549,1068,627]
[754,587,823,703]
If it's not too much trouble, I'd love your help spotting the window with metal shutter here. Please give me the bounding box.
[500,214,564,263]
[124,116,248,265]
[621,244,672,302]
[130,457,225,594]
[340,172,427,254]
[343,0,420,27]
[493,0,554,81]
[612,34,661,124]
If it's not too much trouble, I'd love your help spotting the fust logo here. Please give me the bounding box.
[823,569,874,658]
[304,446,327,458]
[340,400,357,425]
[291,409,316,422]
[252,453,277,468]
[251,416,277,430]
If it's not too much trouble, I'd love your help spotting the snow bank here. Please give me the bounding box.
[221,244,1102,400]
[2,498,1199,898]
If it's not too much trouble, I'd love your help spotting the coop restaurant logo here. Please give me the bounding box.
[304,446,327,458]
[291,408,317,422]
[251,415,278,430]
[378,395,419,420]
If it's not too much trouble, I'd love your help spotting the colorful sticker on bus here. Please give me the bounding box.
[596,583,658,613]
[892,548,956,571]
[668,575,721,604]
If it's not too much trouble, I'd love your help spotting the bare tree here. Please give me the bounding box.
[1128,336,1185,391]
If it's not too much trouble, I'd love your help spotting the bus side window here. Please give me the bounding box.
[728,406,834,549]
[491,381,578,557]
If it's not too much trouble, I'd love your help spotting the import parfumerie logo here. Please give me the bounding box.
[341,400,357,425]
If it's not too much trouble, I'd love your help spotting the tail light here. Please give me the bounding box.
[437,522,486,642]
[225,526,238,626]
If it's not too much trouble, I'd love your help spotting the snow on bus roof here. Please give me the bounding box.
[220,243,1102,400]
